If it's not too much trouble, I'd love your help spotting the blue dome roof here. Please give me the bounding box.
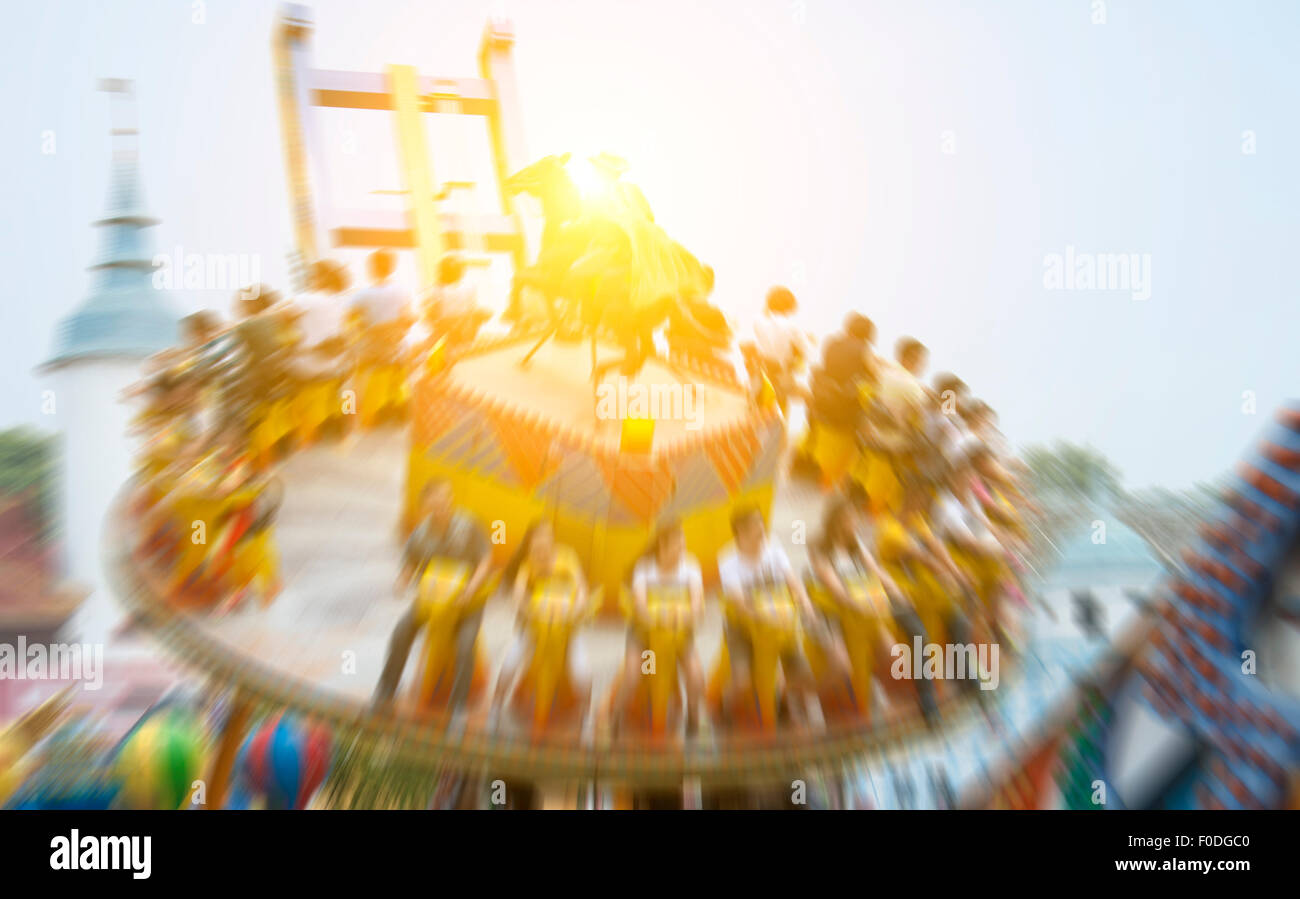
[1044,514,1166,590]
[44,155,180,369]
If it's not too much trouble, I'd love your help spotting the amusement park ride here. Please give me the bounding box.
[2,5,1297,812]
[273,3,530,290]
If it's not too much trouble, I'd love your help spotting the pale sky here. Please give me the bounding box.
[2,0,1297,488]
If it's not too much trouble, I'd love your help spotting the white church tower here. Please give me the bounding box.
[39,81,180,644]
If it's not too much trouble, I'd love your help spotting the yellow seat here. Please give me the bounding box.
[708,584,801,733]
[291,378,338,446]
[850,448,903,515]
[806,573,891,718]
[249,398,294,468]
[510,580,599,737]
[406,559,496,711]
[799,424,858,490]
[357,363,407,429]
[947,543,1007,611]
[616,585,695,737]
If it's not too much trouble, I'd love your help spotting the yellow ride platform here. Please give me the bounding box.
[406,336,783,601]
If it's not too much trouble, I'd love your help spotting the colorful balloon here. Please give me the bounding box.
[237,714,332,809]
[114,708,207,810]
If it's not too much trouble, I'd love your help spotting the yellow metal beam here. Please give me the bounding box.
[273,17,319,265]
[389,64,442,292]
[479,20,530,271]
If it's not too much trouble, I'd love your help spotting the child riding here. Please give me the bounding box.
[716,506,845,728]
[490,520,596,727]
[611,520,706,735]
[808,494,903,661]
[373,479,495,720]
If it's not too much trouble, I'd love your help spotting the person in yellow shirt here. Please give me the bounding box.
[800,312,878,488]
[931,447,1011,644]
[856,337,930,515]
[871,476,982,718]
[874,479,976,649]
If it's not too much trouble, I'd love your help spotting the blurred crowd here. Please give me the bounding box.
[126,248,485,612]
[370,284,1043,735]
[740,290,1042,721]
[124,252,1041,735]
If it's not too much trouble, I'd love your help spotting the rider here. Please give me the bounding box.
[932,444,1010,645]
[717,506,842,727]
[612,520,706,734]
[415,251,485,357]
[373,479,495,715]
[348,249,414,425]
[804,312,878,485]
[874,473,978,709]
[214,285,292,443]
[280,260,353,444]
[349,248,411,329]
[808,494,903,662]
[291,259,352,355]
[490,520,594,716]
[751,286,809,415]
[923,372,969,476]
[131,309,227,469]
[857,336,930,515]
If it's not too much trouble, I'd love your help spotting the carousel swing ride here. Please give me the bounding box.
[5,4,1297,811]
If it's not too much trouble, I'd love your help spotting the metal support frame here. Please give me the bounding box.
[273,5,530,292]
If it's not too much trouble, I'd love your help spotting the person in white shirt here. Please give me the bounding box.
[347,250,414,424]
[417,252,486,355]
[924,373,969,471]
[750,286,810,414]
[292,259,351,352]
[717,506,839,727]
[631,534,705,603]
[934,482,998,552]
[429,256,476,320]
[960,398,1013,463]
[348,248,411,328]
[610,520,706,733]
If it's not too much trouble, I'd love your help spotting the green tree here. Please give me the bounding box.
[0,428,60,538]
[1022,441,1122,501]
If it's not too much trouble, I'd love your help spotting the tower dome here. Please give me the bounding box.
[37,81,184,643]
[43,148,180,370]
